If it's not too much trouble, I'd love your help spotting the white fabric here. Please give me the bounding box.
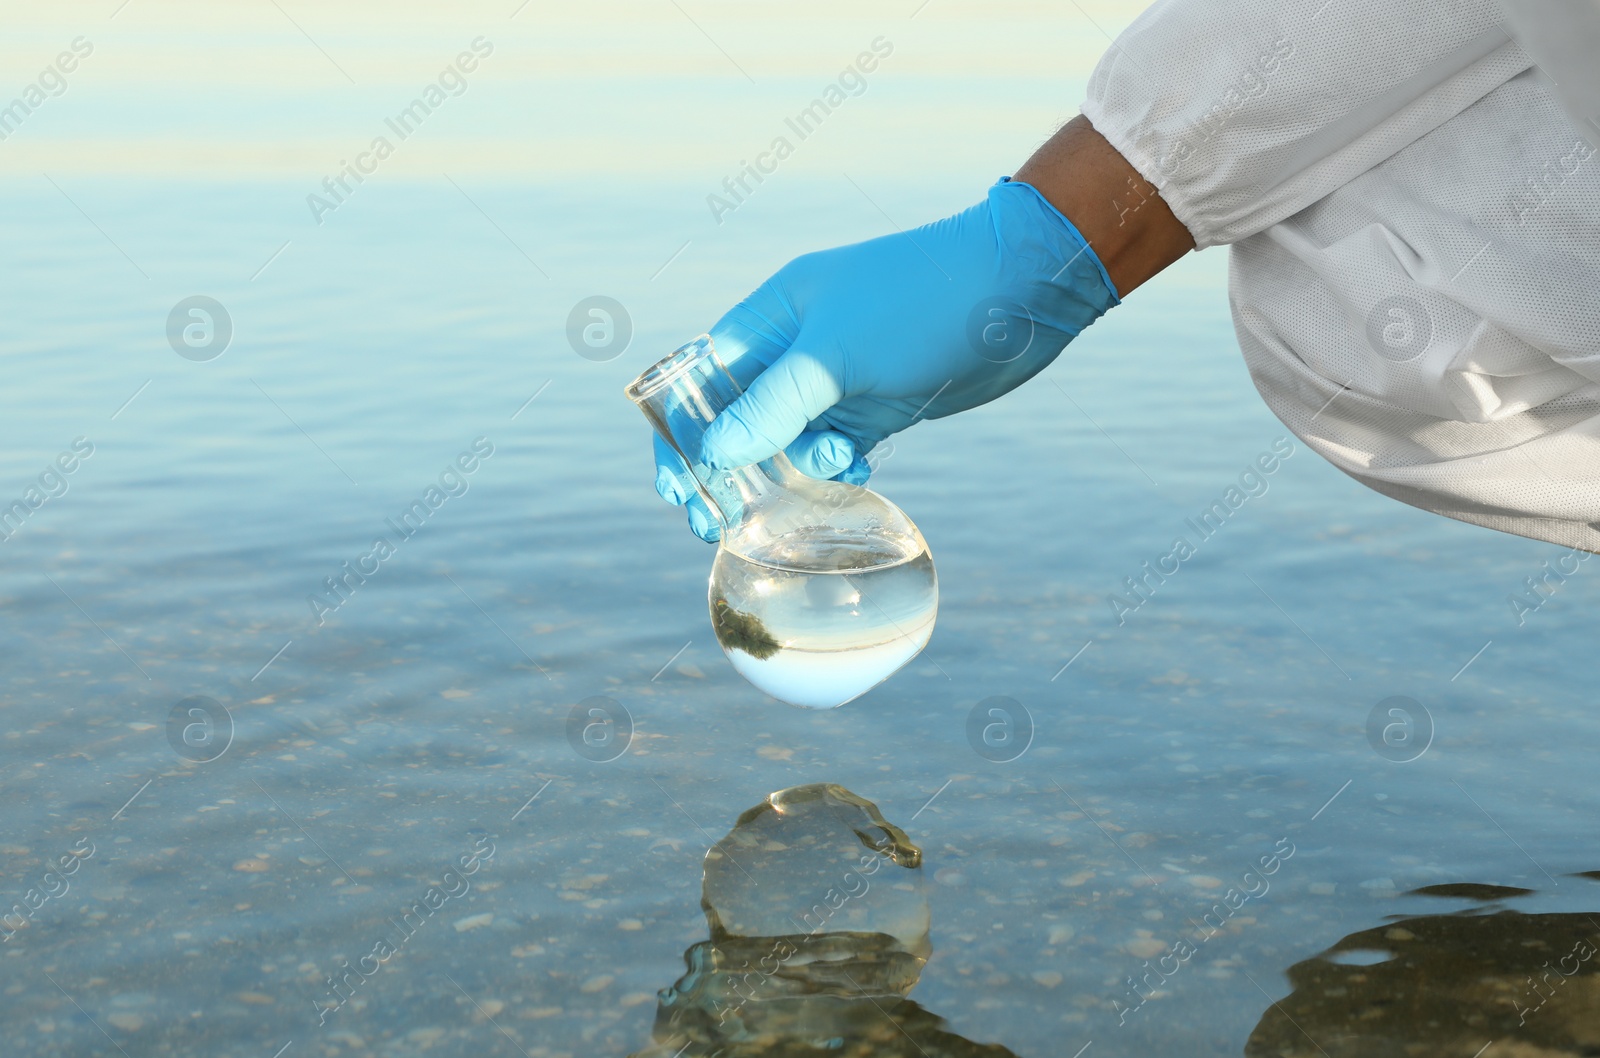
[1082,0,1600,549]
[1496,0,1600,137]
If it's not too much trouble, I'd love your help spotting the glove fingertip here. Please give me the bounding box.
[652,435,693,505]
[819,434,853,469]
[784,430,855,479]
[834,454,873,486]
[655,465,687,505]
[686,502,721,543]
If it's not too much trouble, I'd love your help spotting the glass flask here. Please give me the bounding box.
[626,335,937,709]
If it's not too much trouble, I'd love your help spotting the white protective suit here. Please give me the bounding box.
[1082,0,1600,549]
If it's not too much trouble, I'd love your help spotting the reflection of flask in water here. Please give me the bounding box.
[628,783,1023,1058]
[627,335,938,709]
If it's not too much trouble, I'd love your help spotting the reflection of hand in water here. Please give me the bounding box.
[628,783,1022,1058]
[1246,883,1600,1058]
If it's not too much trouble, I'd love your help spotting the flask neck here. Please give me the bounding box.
[626,335,802,532]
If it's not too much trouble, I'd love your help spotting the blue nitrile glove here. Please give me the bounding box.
[654,176,1121,541]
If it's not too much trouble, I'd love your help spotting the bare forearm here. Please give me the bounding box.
[1015,115,1194,297]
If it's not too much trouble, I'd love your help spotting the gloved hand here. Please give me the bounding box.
[654,176,1121,541]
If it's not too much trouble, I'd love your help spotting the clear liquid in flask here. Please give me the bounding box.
[710,526,936,710]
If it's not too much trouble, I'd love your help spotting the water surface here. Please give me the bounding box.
[4,4,1600,1057]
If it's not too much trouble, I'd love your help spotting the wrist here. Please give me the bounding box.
[1014,115,1194,297]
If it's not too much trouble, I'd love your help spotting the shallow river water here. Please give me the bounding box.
[4,5,1600,1057]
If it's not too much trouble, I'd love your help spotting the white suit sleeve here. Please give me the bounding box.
[1081,0,1532,249]
[1495,0,1600,137]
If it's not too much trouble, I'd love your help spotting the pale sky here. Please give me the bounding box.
[0,0,1147,177]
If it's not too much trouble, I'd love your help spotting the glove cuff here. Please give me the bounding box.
[993,175,1122,309]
